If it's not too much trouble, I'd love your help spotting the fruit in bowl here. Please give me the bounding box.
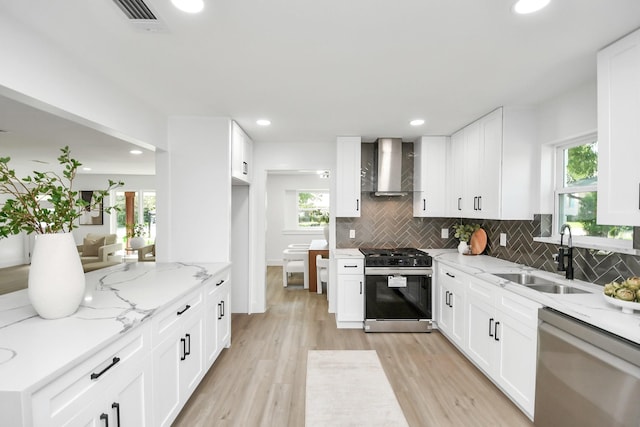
[603,277,640,303]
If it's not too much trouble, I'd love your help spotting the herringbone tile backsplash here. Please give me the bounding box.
[336,142,640,286]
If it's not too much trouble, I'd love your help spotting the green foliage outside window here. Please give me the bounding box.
[298,191,329,228]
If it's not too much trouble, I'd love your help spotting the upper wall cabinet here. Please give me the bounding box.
[336,136,362,217]
[447,107,536,220]
[413,136,448,217]
[597,28,640,226]
[231,121,253,185]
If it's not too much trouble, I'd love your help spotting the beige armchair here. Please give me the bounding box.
[77,233,122,265]
[137,243,156,262]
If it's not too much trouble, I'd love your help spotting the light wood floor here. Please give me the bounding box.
[173,267,533,427]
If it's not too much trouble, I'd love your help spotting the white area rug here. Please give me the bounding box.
[305,350,409,427]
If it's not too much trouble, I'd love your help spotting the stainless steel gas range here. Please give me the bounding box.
[359,248,433,333]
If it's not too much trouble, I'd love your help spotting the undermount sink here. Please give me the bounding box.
[492,272,590,294]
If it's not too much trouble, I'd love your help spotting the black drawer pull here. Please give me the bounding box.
[445,272,455,278]
[218,302,222,320]
[494,322,500,341]
[457,197,462,211]
[112,402,121,427]
[185,333,191,356]
[489,318,494,337]
[181,338,187,361]
[356,199,360,212]
[423,198,426,211]
[216,279,225,286]
[100,413,109,427]
[177,304,191,315]
[91,357,120,380]
[221,300,225,317]
[343,265,359,268]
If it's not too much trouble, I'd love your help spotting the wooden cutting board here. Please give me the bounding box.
[469,228,487,255]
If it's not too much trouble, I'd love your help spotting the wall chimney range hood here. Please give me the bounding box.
[373,138,407,196]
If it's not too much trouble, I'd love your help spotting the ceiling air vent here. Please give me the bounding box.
[112,0,168,32]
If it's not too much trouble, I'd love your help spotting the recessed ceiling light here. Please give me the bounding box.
[410,119,425,126]
[513,0,550,14]
[257,119,271,126]
[171,0,204,14]
[130,149,143,155]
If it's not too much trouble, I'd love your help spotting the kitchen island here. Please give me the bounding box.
[0,261,231,426]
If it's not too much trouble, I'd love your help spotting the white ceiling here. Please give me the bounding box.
[1,0,639,174]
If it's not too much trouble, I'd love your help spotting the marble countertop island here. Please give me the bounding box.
[0,261,230,393]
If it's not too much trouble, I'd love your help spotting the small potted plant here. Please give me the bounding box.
[0,146,123,319]
[127,223,147,249]
[453,223,480,254]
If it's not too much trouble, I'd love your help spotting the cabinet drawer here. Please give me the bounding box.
[496,290,541,329]
[336,258,363,274]
[32,323,151,426]
[205,268,231,300]
[153,288,203,344]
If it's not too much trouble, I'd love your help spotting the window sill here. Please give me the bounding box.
[533,237,640,256]
[282,229,326,235]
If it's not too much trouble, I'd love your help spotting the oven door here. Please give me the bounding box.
[364,268,432,323]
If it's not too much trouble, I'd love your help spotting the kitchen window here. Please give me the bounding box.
[297,190,329,228]
[554,134,632,246]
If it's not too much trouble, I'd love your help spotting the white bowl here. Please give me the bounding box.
[602,293,640,314]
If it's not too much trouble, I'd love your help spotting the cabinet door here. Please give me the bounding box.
[494,312,537,417]
[413,136,447,217]
[336,136,362,217]
[153,336,181,427]
[438,279,453,336]
[597,28,640,226]
[466,298,494,374]
[110,361,152,427]
[337,275,364,322]
[179,315,205,400]
[449,129,466,215]
[464,121,482,218]
[437,266,466,348]
[477,109,502,219]
[217,285,231,348]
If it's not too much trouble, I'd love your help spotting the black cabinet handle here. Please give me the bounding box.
[91,357,121,380]
[489,318,494,337]
[478,196,482,211]
[449,293,454,308]
[494,322,500,341]
[444,290,449,306]
[445,272,455,278]
[218,302,222,320]
[112,403,120,427]
[359,281,363,295]
[100,413,109,427]
[177,304,191,316]
[185,333,191,356]
[221,300,225,317]
[423,198,426,211]
[344,265,359,268]
[457,197,462,211]
[216,279,224,286]
[180,338,187,361]
[242,161,248,175]
[356,199,360,212]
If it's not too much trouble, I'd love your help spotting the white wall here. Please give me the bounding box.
[0,14,166,151]
[251,141,336,313]
[265,173,329,265]
[535,81,597,213]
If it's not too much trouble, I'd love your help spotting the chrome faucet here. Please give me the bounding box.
[557,224,574,280]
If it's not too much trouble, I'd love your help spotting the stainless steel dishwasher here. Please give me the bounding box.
[535,308,640,426]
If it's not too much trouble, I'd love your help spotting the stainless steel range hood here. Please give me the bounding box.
[373,138,407,196]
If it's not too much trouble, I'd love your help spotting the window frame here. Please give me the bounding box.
[295,189,329,230]
[552,132,633,250]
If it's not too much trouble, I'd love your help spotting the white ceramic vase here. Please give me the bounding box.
[28,233,86,319]
[129,236,145,249]
[457,241,469,255]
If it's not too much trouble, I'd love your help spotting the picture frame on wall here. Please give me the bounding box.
[79,190,103,225]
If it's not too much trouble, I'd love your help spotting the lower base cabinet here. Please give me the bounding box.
[335,258,364,328]
[436,262,540,419]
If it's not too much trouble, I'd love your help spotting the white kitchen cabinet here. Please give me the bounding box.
[232,121,253,184]
[447,107,535,220]
[465,276,539,418]
[336,136,362,217]
[436,263,466,349]
[31,323,152,427]
[205,269,231,369]
[413,136,448,217]
[335,257,364,328]
[153,288,205,427]
[597,27,640,226]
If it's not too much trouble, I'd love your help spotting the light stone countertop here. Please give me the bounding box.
[433,252,640,345]
[0,261,231,393]
[333,248,364,258]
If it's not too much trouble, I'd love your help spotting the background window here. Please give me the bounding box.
[556,139,632,240]
[297,191,329,228]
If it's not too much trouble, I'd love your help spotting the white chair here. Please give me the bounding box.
[316,254,329,295]
[288,243,310,249]
[282,248,307,287]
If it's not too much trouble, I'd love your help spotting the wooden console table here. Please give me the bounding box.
[308,239,329,293]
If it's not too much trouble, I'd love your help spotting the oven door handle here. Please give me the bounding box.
[365,269,432,276]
